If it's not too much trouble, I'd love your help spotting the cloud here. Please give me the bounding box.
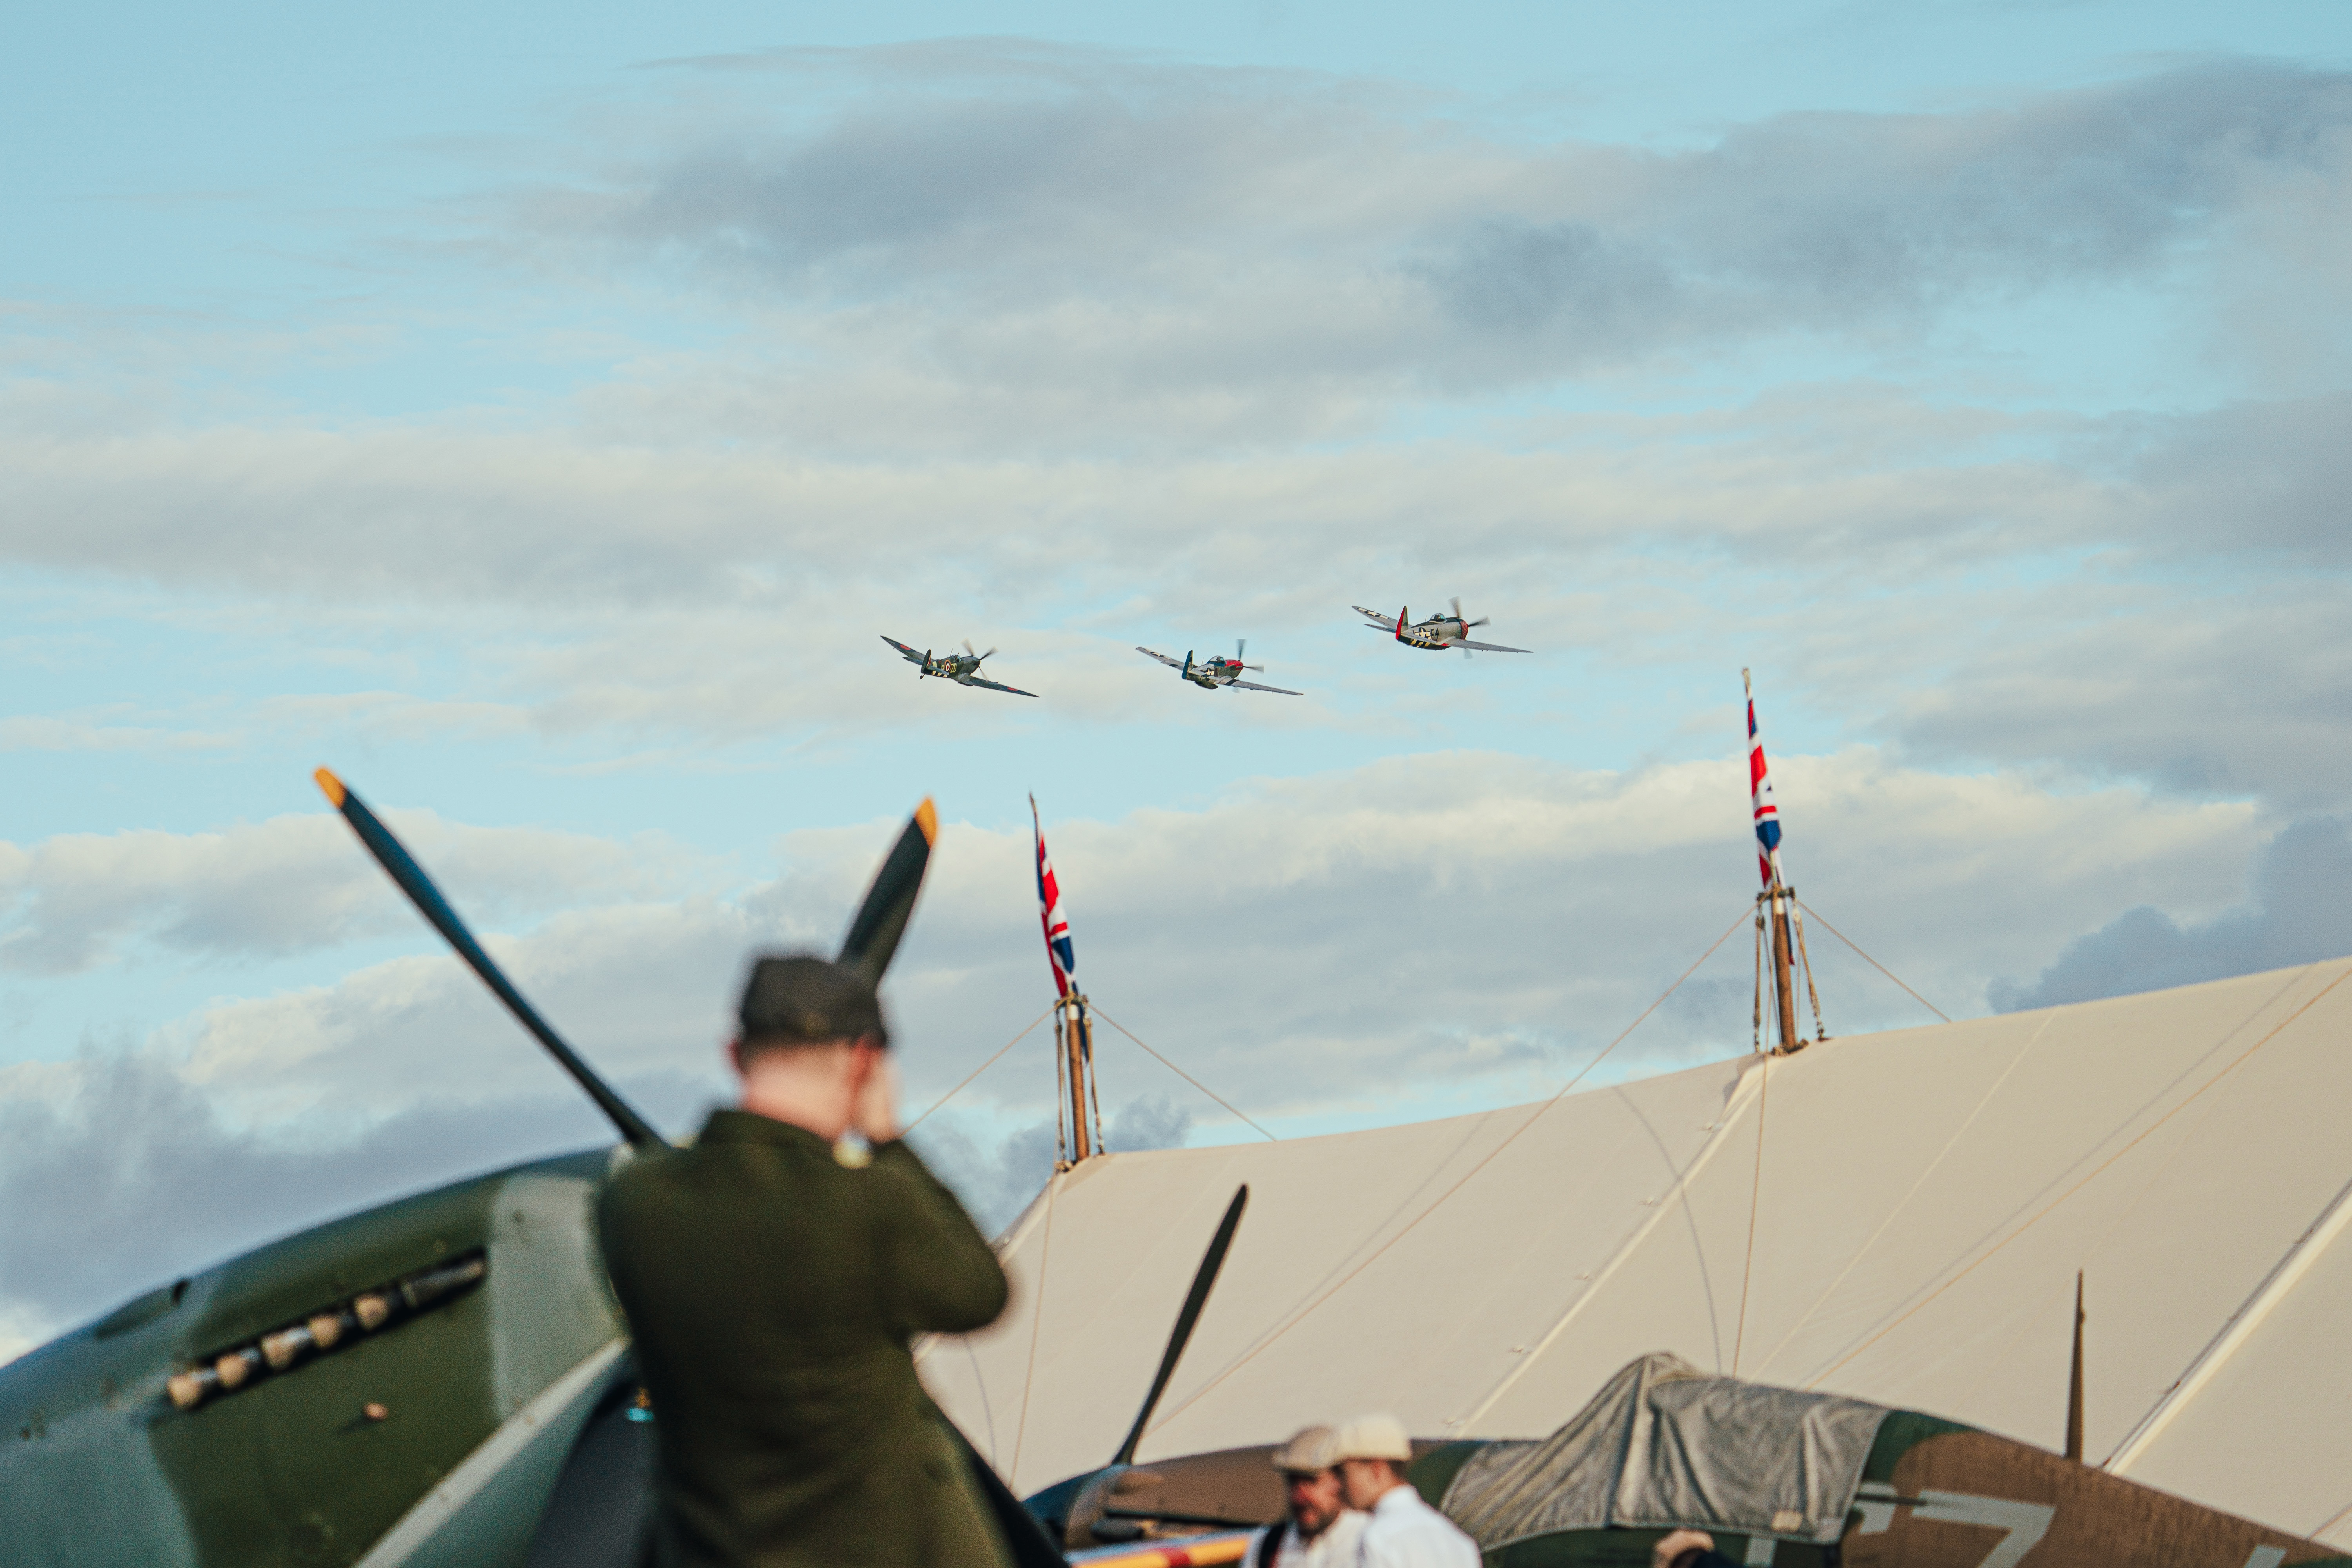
[531,51,2352,396]
[0,811,707,976]
[1880,574,2352,812]
[1991,816,2352,1010]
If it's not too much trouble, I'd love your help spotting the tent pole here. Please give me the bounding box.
[1768,882,1800,1054]
[1063,992,1094,1163]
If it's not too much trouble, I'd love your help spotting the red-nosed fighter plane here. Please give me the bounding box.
[1136,640,1301,696]
[1354,597,1531,655]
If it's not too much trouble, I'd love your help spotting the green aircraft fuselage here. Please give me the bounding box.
[0,1148,628,1568]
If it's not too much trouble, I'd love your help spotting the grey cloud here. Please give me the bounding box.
[1415,62,2352,370]
[551,54,2352,388]
[1992,817,2352,1010]
[2126,391,2352,566]
[1880,581,2352,812]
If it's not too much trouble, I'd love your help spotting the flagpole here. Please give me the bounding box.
[1034,793,1098,1163]
[1746,670,1806,1055]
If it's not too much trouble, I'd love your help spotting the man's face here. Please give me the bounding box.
[1284,1468,1344,1537]
[1338,1458,1397,1511]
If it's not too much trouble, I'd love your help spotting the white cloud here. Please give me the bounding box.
[0,810,711,976]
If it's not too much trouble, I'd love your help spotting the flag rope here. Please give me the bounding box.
[1089,1006,1280,1143]
[1140,903,1754,1441]
[1792,898,1950,1023]
[904,1002,1059,1135]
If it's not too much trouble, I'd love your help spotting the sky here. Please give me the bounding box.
[4,0,2350,1361]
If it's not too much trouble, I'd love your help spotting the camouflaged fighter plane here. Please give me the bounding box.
[882,636,1039,697]
[1135,641,1301,696]
[1026,1206,2352,1568]
[1354,597,1531,655]
[0,776,1068,1568]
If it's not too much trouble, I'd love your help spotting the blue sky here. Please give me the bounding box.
[4,0,2350,1354]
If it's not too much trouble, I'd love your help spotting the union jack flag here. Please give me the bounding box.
[1031,795,1076,996]
[1748,681,1782,889]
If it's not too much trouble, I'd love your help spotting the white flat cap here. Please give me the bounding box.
[1330,1413,1412,1463]
[1269,1425,1340,1473]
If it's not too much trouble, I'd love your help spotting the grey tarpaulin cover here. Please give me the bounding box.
[1440,1354,1889,1550]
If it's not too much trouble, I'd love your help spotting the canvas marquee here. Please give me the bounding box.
[916,956,2352,1546]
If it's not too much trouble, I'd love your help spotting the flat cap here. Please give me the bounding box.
[1330,1413,1412,1464]
[737,953,889,1047]
[1268,1425,1339,1474]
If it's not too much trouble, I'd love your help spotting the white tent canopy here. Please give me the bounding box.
[918,957,2352,1546]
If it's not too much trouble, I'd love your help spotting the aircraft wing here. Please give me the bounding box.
[1227,679,1303,695]
[1352,605,1399,627]
[1136,646,1185,669]
[1457,639,1533,653]
[880,635,926,664]
[959,674,1039,697]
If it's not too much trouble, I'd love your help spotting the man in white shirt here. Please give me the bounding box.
[1330,1414,1481,1568]
[1246,1426,1369,1568]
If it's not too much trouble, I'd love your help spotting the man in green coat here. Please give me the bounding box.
[599,954,1015,1568]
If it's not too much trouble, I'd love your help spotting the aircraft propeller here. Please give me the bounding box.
[1235,638,1263,672]
[963,639,998,665]
[1112,1184,1249,1466]
[316,772,942,1142]
[313,769,668,1152]
[836,798,939,987]
[1452,597,1490,659]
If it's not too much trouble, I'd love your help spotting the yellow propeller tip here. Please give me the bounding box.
[914,797,938,844]
[313,768,347,808]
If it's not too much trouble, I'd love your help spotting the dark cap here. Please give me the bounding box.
[737,953,889,1047]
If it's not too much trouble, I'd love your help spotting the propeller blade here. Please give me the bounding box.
[980,647,998,662]
[963,639,977,656]
[2066,1271,2086,1462]
[1111,1184,1248,1466]
[837,800,940,987]
[1236,637,1247,661]
[1451,595,1463,622]
[312,769,666,1151]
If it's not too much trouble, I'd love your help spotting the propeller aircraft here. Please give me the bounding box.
[1354,598,1531,656]
[1135,641,1301,696]
[882,636,1038,697]
[0,775,1064,1568]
